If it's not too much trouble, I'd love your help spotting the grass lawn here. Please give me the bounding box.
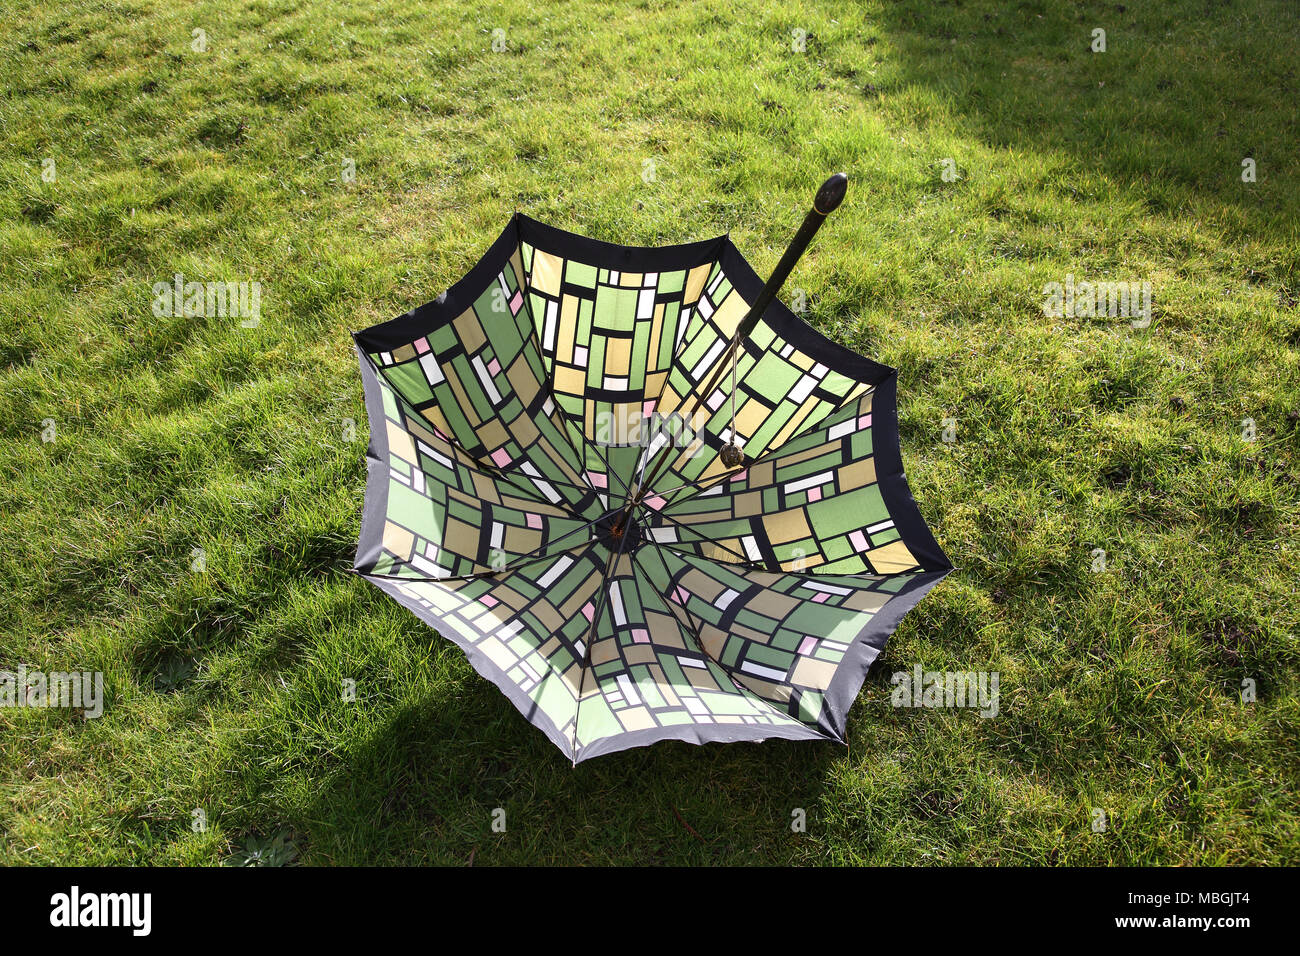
[1,0,1297,865]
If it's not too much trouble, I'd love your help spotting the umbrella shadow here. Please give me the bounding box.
[300,675,843,865]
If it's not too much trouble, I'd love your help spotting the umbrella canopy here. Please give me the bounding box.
[353,185,951,763]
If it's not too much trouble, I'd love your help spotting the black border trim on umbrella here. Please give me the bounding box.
[356,213,733,355]
[516,213,727,273]
[867,373,953,574]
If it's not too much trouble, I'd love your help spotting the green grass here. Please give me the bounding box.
[1,0,1297,865]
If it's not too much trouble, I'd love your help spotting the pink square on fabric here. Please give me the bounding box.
[587,471,607,488]
[481,595,498,608]
[798,636,817,655]
[730,469,748,483]
[581,602,595,622]
[642,400,657,417]
[526,513,542,529]
[415,337,430,354]
[632,628,651,644]
[806,487,822,502]
[644,495,666,511]
[510,290,523,315]
[850,530,869,552]
[673,586,689,604]
[490,448,511,467]
[486,358,501,377]
[859,414,872,428]
[811,592,829,604]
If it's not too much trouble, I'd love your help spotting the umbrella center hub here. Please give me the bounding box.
[596,509,644,554]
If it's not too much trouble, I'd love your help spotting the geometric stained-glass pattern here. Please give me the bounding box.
[643,389,927,576]
[354,213,952,763]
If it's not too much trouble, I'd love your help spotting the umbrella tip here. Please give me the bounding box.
[813,173,849,216]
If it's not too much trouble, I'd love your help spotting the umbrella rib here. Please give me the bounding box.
[494,462,619,500]
[626,544,714,659]
[361,497,629,584]
[568,509,638,764]
[411,404,614,507]
[642,506,756,566]
[449,433,602,501]
[629,331,754,507]
[561,415,635,499]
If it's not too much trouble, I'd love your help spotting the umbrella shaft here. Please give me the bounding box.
[634,204,830,497]
[735,206,826,342]
[612,172,849,526]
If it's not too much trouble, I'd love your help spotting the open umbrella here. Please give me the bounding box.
[353,175,951,763]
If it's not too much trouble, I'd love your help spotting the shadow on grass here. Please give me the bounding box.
[297,677,839,865]
[869,0,1299,243]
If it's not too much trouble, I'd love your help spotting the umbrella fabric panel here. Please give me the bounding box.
[515,219,726,503]
[520,243,712,433]
[652,386,936,576]
[641,546,949,741]
[368,543,612,759]
[633,239,891,501]
[571,548,827,761]
[355,347,602,580]
[357,241,605,522]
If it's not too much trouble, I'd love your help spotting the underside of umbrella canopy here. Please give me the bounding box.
[353,213,951,763]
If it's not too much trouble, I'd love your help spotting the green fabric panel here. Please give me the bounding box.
[594,285,637,331]
[567,261,598,288]
[383,361,433,406]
